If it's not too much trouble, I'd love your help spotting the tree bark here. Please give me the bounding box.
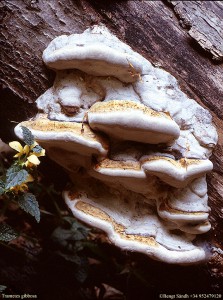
[1,0,223,295]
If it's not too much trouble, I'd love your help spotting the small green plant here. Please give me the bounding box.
[51,216,91,283]
[0,127,45,241]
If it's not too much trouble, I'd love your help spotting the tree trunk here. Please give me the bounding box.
[1,0,223,296]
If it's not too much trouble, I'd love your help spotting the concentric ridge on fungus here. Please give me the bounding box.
[88,100,180,144]
[14,25,218,265]
[75,200,158,246]
[88,100,169,118]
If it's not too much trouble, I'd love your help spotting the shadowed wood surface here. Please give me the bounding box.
[0,0,223,296]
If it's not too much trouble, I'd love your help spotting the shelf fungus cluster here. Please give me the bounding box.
[15,26,218,265]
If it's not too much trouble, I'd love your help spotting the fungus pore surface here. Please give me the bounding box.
[15,25,218,265]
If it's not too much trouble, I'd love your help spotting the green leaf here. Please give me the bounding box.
[0,180,5,195]
[32,145,43,153]
[74,256,89,283]
[18,193,40,222]
[0,285,7,292]
[51,227,81,247]
[51,228,88,251]
[57,252,82,265]
[21,126,34,146]
[6,164,20,174]
[63,216,90,240]
[0,223,19,242]
[56,252,89,283]
[5,166,28,189]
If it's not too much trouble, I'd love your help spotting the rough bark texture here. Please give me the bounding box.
[168,1,223,62]
[1,0,223,296]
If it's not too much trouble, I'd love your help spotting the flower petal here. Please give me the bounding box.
[26,174,34,183]
[27,154,40,166]
[35,149,46,157]
[23,145,30,155]
[20,183,28,192]
[14,153,22,158]
[30,141,38,149]
[9,141,23,153]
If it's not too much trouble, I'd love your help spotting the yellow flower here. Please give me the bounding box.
[9,142,30,158]
[10,183,28,193]
[30,142,46,157]
[9,140,45,168]
[25,142,45,167]
[25,154,41,167]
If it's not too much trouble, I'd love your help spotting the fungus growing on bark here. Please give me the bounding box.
[64,185,208,264]
[89,158,161,197]
[42,34,143,83]
[88,100,180,144]
[141,156,213,188]
[15,25,218,265]
[15,116,109,171]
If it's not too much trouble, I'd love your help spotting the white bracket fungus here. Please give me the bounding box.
[15,25,218,265]
[141,156,213,188]
[87,100,180,144]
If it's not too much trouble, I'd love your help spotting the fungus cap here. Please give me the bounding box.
[88,100,180,144]
[43,39,143,83]
[158,200,209,223]
[14,116,109,159]
[179,222,211,234]
[64,189,208,265]
[141,156,213,188]
[89,158,161,196]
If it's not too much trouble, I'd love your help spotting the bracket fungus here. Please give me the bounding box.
[87,100,180,144]
[141,156,213,188]
[15,25,218,265]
